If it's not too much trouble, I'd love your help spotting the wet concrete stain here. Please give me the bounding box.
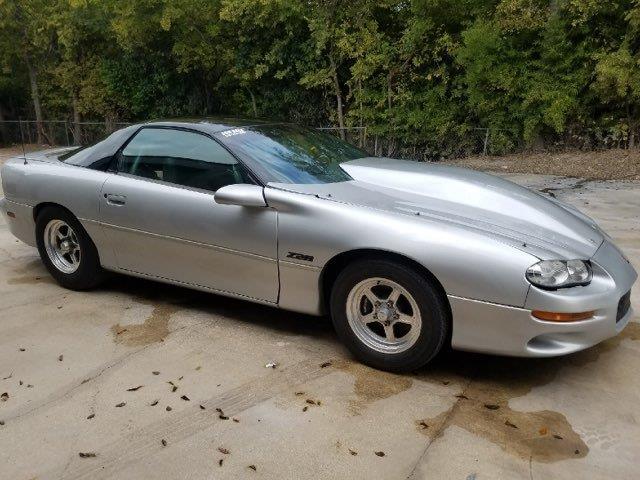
[335,360,413,415]
[416,381,588,463]
[111,303,181,347]
[411,322,640,463]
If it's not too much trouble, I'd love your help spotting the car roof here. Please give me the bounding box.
[138,117,289,134]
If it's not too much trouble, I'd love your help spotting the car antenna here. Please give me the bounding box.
[18,116,27,165]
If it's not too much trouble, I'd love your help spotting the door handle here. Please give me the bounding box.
[104,193,126,206]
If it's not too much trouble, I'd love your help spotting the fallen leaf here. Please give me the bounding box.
[216,407,224,414]
[127,385,143,392]
[166,406,172,411]
[504,420,518,429]
[219,459,223,467]
[248,465,257,471]
[171,386,178,392]
[374,451,385,457]
[58,355,63,362]
[19,380,23,386]
[348,449,357,456]
[161,439,167,447]
[195,366,201,371]
[455,394,468,400]
[219,414,229,420]
[539,427,548,436]
[115,402,126,408]
[265,362,278,369]
[418,421,429,429]
[19,348,25,352]
[442,380,450,385]
[57,306,62,309]
[1,373,12,380]
[1,392,10,401]
[0,420,5,426]
[302,406,308,412]
[305,399,316,405]
[553,434,563,440]
[152,371,160,375]
[180,395,190,401]
[178,376,184,380]
[295,391,305,396]
[78,452,97,458]
[150,400,159,406]
[574,449,580,455]
[233,417,240,423]
[218,447,230,455]
[484,404,500,410]
[26,384,33,388]
[199,405,205,410]
[320,361,332,368]
[87,414,95,420]
[115,328,128,335]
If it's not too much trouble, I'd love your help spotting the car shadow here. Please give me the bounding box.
[97,271,623,390]
[101,272,336,342]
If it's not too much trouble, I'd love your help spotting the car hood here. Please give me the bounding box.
[269,157,604,259]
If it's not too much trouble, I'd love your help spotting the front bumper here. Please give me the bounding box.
[450,240,637,357]
[0,197,37,247]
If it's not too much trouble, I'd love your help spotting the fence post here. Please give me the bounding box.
[64,120,70,146]
[482,128,490,156]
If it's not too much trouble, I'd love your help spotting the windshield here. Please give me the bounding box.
[216,124,367,184]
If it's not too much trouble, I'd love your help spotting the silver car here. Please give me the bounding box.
[1,120,636,372]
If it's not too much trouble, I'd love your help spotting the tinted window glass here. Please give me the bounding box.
[119,128,252,191]
[217,125,366,184]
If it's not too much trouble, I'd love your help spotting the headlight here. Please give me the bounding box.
[526,260,592,289]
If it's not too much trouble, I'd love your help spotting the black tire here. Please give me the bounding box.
[330,259,449,373]
[35,206,106,290]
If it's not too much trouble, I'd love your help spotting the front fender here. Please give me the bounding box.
[267,187,537,315]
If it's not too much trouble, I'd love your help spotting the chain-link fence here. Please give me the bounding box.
[1,119,509,160]
[0,120,132,153]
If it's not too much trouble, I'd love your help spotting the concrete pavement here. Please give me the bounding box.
[0,171,638,480]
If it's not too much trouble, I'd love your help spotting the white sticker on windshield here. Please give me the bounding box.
[220,128,246,137]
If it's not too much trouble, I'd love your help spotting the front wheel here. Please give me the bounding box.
[35,206,105,290]
[330,259,449,372]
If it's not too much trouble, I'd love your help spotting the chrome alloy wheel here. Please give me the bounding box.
[43,219,81,274]
[346,277,422,354]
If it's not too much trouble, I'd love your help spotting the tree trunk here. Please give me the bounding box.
[247,87,258,117]
[329,55,345,140]
[72,93,82,144]
[387,71,395,156]
[357,79,364,147]
[24,53,44,145]
[0,103,8,145]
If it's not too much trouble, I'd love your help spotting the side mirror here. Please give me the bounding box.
[214,184,267,208]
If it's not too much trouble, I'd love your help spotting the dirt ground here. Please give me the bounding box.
[1,146,639,479]
[450,149,640,181]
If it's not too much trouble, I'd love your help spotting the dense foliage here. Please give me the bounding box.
[1,0,639,157]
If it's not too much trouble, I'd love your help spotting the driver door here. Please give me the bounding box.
[99,126,279,302]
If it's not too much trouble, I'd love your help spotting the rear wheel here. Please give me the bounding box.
[35,206,105,290]
[330,259,449,372]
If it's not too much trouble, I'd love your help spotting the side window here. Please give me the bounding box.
[118,128,253,191]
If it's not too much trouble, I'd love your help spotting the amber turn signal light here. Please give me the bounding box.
[532,310,595,322]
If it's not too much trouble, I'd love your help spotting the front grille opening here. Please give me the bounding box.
[617,291,631,323]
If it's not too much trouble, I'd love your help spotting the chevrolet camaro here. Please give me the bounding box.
[1,119,636,371]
